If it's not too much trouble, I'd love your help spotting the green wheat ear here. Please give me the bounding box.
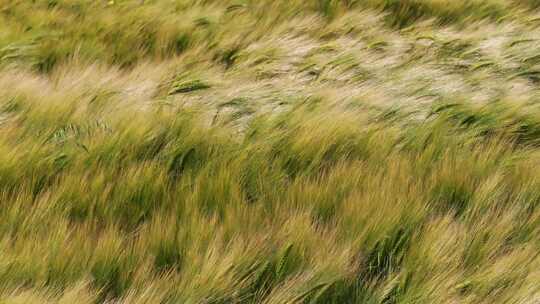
[294,282,330,303]
[168,79,211,95]
[276,243,294,279]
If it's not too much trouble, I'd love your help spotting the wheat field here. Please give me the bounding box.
[0,0,539,303]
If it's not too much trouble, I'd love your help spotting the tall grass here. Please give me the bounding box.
[0,0,539,303]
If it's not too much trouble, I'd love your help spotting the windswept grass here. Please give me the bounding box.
[0,0,539,303]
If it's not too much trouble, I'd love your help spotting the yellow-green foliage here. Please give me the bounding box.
[0,0,539,303]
